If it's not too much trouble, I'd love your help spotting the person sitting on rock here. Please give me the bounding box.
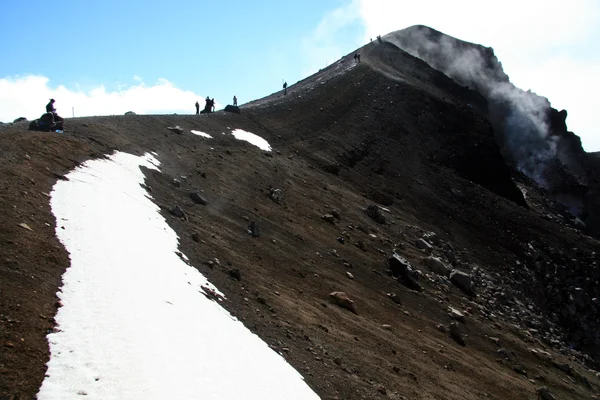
[45,98,64,125]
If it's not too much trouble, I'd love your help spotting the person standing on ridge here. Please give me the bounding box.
[233,95,237,106]
[211,98,215,112]
[195,101,199,115]
[283,81,288,95]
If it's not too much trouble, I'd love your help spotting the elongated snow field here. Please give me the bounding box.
[39,152,319,400]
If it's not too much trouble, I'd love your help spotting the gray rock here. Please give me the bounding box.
[189,192,208,205]
[167,125,184,134]
[448,307,466,323]
[269,188,282,204]
[450,269,475,296]
[331,210,341,220]
[124,111,136,115]
[366,204,386,224]
[191,232,201,243]
[172,178,182,187]
[415,238,433,253]
[13,117,27,123]
[422,232,441,246]
[425,256,452,277]
[322,214,335,224]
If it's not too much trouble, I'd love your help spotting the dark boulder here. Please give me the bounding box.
[388,253,422,291]
[189,192,208,205]
[366,204,386,224]
[224,105,241,114]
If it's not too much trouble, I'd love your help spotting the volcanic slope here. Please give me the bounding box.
[1,37,600,399]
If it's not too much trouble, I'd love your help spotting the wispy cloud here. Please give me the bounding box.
[0,75,207,122]
[300,0,363,77]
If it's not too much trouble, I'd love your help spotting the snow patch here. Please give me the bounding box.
[39,151,319,400]
[191,130,212,138]
[230,129,272,151]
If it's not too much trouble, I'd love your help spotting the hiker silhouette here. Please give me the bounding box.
[283,81,288,95]
[195,101,199,115]
[233,96,237,106]
[45,99,64,125]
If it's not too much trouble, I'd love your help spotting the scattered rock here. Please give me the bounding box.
[415,238,433,253]
[228,268,242,281]
[172,178,182,187]
[449,322,465,346]
[536,387,556,400]
[167,125,184,134]
[18,223,32,231]
[189,192,208,205]
[329,291,358,314]
[448,307,466,323]
[331,210,341,220]
[13,117,27,123]
[346,271,354,280]
[366,204,386,224]
[322,214,335,224]
[425,256,452,277]
[269,188,282,204]
[388,253,422,291]
[387,293,402,306]
[248,221,260,238]
[336,237,345,244]
[191,232,201,243]
[124,111,136,116]
[449,269,475,296]
[169,205,186,219]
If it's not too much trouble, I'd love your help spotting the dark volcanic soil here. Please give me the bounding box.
[1,39,600,399]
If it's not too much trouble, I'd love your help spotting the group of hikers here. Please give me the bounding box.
[195,95,239,114]
[29,99,65,132]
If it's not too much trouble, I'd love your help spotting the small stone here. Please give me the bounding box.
[322,214,335,224]
[387,293,402,306]
[191,232,201,242]
[346,271,354,280]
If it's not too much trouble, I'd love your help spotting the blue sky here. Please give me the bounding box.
[1,0,599,151]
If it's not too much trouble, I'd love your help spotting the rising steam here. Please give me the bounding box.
[385,25,559,185]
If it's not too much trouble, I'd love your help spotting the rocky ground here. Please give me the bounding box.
[1,38,600,399]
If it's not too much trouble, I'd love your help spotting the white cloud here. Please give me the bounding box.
[356,0,600,151]
[0,75,208,122]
